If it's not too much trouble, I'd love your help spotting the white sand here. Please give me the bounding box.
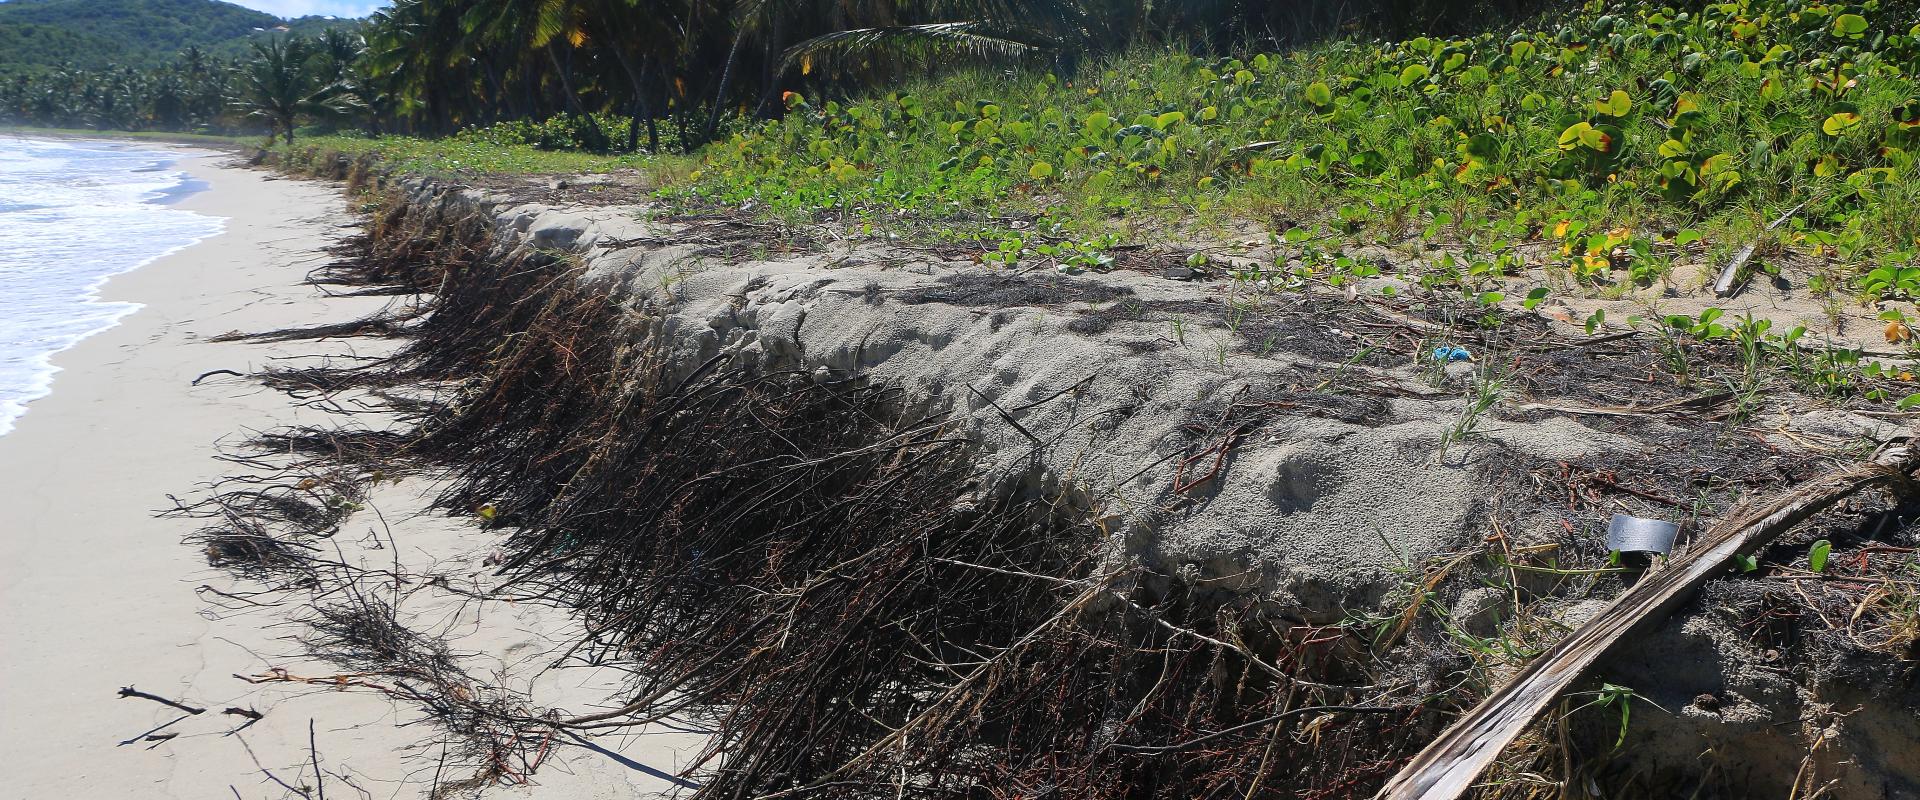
[0,150,701,799]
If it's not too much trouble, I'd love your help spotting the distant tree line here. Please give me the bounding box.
[0,0,1555,151]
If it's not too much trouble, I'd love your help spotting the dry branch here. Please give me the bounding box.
[1375,436,1919,800]
[1711,201,1805,298]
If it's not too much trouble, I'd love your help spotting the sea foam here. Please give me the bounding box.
[0,137,227,436]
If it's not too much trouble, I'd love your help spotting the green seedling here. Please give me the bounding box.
[1809,539,1832,573]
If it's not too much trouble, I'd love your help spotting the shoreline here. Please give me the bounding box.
[0,148,698,798]
[0,137,229,436]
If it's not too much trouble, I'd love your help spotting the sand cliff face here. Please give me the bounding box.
[257,157,1920,798]
[385,175,1652,612]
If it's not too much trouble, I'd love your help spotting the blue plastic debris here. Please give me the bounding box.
[1432,345,1473,363]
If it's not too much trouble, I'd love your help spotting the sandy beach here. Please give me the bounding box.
[0,148,700,799]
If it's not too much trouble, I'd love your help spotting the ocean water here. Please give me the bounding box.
[0,137,226,436]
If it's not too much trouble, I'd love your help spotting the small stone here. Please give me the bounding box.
[548,178,569,191]
[1162,266,1195,281]
[1692,693,1721,711]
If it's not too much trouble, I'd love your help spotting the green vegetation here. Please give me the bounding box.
[3,0,1555,144]
[0,0,347,73]
[9,0,1920,310]
[1,24,363,133]
[277,134,656,177]
[686,0,1920,295]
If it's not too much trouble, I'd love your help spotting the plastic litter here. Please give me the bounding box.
[1431,345,1473,363]
[1606,514,1680,555]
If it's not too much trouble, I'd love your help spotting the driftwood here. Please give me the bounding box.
[1375,436,1918,800]
[1711,201,1806,298]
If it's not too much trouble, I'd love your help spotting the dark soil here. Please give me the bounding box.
[900,271,1136,307]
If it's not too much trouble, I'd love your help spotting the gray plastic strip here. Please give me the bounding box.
[1607,514,1680,554]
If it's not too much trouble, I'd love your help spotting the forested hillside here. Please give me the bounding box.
[0,0,347,73]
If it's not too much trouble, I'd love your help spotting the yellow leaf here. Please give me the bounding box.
[1593,89,1631,116]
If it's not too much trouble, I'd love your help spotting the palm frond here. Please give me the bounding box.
[781,21,1043,70]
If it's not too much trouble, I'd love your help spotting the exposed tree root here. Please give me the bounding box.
[367,243,1452,798]
[209,313,414,344]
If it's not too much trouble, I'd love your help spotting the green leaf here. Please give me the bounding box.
[1523,287,1550,309]
[1557,121,1613,152]
[1675,229,1702,247]
[1808,539,1832,573]
[1349,149,1387,176]
[1557,121,1592,150]
[1028,161,1054,180]
[1823,112,1863,136]
[1399,63,1430,86]
[1081,111,1112,137]
[1153,111,1185,131]
[1595,89,1633,116]
[1734,553,1760,572]
[1466,132,1502,160]
[1898,392,1920,410]
[1305,81,1333,108]
[1834,13,1870,37]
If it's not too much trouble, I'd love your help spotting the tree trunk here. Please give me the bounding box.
[702,24,746,144]
[545,43,606,150]
[604,44,652,153]
[752,13,782,119]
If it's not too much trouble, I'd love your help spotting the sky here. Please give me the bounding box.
[224,0,382,19]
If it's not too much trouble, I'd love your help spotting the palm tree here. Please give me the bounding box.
[364,0,483,134]
[235,37,353,146]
